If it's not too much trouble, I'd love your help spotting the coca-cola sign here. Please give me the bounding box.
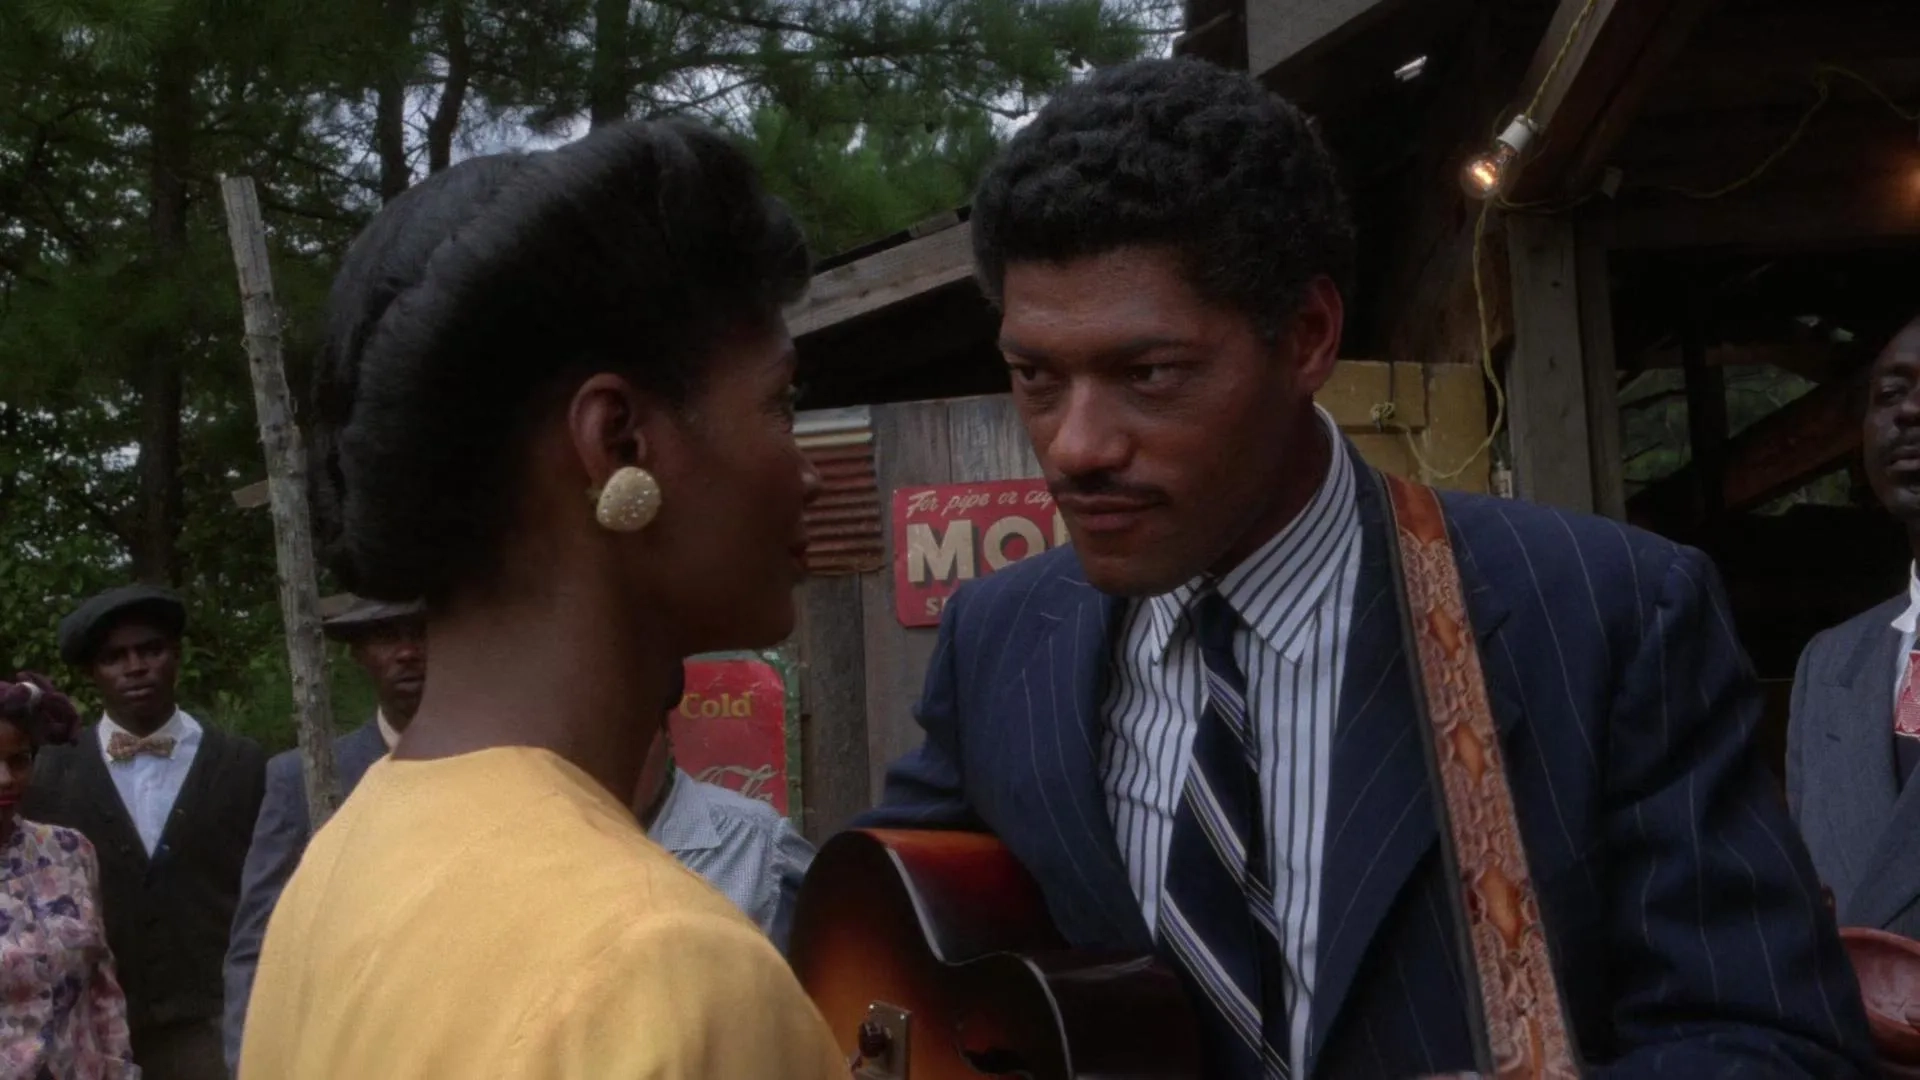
[669,657,789,812]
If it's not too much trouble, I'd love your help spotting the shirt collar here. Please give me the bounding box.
[645,767,724,854]
[1894,562,1920,635]
[1142,406,1360,664]
[376,709,400,751]
[97,708,197,751]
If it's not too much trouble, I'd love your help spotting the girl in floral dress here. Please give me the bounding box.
[0,673,137,1080]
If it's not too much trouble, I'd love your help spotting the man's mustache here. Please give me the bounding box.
[1878,435,1920,465]
[1049,473,1168,504]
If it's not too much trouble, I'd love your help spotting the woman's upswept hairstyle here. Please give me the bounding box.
[312,119,811,605]
[0,673,81,750]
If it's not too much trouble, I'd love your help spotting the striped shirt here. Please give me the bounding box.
[647,767,817,954]
[1098,405,1362,1067]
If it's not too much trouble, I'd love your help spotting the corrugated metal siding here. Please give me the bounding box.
[796,406,882,575]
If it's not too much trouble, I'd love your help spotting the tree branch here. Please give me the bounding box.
[427,0,472,172]
[256,194,361,226]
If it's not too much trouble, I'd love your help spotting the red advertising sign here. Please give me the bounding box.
[892,478,1070,627]
[669,657,789,813]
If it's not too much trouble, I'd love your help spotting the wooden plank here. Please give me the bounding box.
[1641,3,1920,116]
[232,479,269,509]
[1505,215,1595,511]
[1317,361,1430,431]
[1506,0,1721,203]
[793,574,869,843]
[906,210,961,239]
[1416,362,1493,494]
[1575,227,1626,519]
[1346,366,1491,493]
[1632,342,1844,381]
[1627,364,1869,525]
[860,400,952,802]
[1246,0,1405,81]
[1510,0,1622,131]
[1612,107,1916,196]
[220,176,340,828]
[1679,285,1728,519]
[1722,366,1867,511]
[1555,0,1720,197]
[1174,9,1245,69]
[1348,432,1417,480]
[946,395,1041,482]
[1596,170,1920,251]
[787,222,974,339]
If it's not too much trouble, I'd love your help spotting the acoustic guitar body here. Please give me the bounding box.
[789,828,1201,1080]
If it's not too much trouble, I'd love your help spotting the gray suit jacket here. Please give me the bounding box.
[220,723,389,1073]
[1786,595,1920,936]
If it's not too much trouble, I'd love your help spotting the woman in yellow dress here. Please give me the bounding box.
[238,119,846,1079]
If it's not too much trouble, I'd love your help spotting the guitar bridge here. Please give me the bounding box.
[851,1001,911,1079]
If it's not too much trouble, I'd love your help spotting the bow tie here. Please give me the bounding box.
[106,731,177,763]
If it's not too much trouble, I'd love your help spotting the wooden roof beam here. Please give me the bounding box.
[1504,0,1721,205]
[1246,0,1408,82]
[1627,362,1868,528]
[784,220,975,340]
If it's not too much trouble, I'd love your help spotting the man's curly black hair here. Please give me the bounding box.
[971,57,1355,338]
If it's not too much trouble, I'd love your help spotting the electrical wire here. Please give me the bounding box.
[1403,0,1597,484]
[1655,63,1918,200]
[1405,49,1917,486]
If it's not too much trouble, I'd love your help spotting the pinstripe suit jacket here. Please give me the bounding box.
[862,447,1872,1078]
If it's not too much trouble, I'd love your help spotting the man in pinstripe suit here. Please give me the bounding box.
[860,58,1872,1078]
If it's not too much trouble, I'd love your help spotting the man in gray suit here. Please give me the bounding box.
[1789,314,1920,937]
[220,597,425,1072]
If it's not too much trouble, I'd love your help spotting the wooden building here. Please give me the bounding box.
[779,0,1920,839]
[1185,0,1920,769]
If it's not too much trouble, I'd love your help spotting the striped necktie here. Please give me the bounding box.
[1158,590,1292,1079]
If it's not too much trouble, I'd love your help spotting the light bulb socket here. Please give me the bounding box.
[1494,115,1541,156]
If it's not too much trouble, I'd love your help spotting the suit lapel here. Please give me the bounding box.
[1307,465,1512,1074]
[73,729,149,870]
[1834,603,1920,927]
[337,722,391,793]
[996,561,1153,953]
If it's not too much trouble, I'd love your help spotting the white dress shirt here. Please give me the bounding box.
[97,709,204,855]
[1099,405,1361,1068]
[1889,563,1920,697]
[376,709,401,751]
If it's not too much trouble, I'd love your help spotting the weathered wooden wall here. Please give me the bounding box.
[790,361,1491,841]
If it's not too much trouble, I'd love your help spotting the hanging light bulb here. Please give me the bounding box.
[1460,116,1542,200]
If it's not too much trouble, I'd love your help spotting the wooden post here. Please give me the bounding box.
[220,176,340,829]
[1680,281,1728,524]
[1506,215,1597,512]
[1575,226,1627,520]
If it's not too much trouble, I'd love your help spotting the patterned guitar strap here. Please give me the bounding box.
[1378,470,1583,1080]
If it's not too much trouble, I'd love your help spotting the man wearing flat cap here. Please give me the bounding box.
[220,595,425,1072]
[26,584,268,1080]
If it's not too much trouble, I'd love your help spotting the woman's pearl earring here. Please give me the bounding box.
[591,466,663,533]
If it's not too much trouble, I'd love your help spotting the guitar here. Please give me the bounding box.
[1840,927,1920,1078]
[788,828,1202,1079]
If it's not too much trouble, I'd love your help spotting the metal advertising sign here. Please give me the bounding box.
[669,656,791,813]
[891,478,1070,628]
